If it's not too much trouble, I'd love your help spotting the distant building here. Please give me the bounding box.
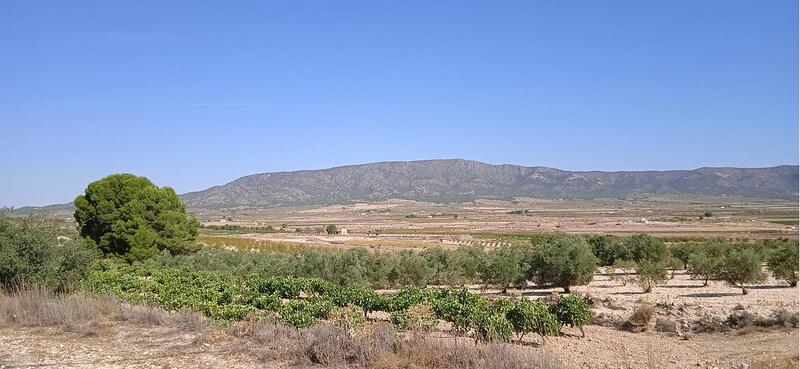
[338,228,348,235]
[634,217,649,224]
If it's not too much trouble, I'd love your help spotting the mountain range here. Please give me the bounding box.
[180,159,798,209]
[13,160,798,214]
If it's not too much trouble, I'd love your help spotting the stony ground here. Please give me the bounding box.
[1,316,796,369]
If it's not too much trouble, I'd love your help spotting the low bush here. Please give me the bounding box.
[472,311,514,343]
[548,295,593,337]
[626,301,654,332]
[330,305,366,331]
[389,304,437,332]
[505,299,561,343]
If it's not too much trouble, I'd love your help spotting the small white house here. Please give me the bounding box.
[338,228,349,235]
[634,217,649,224]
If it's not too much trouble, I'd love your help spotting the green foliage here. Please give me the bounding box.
[472,311,513,342]
[589,236,630,266]
[248,275,306,298]
[627,234,670,265]
[74,174,199,262]
[669,242,698,269]
[687,245,724,286]
[635,260,667,293]
[766,241,799,287]
[325,224,338,234]
[0,215,96,292]
[505,299,561,342]
[390,304,437,332]
[330,305,366,331]
[432,288,486,332]
[549,295,593,330]
[482,244,528,292]
[392,250,433,287]
[718,246,766,295]
[529,233,597,292]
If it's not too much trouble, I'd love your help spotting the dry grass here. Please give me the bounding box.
[0,286,100,331]
[0,287,207,334]
[625,301,654,332]
[228,317,561,369]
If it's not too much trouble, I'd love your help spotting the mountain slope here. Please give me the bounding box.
[180,159,799,209]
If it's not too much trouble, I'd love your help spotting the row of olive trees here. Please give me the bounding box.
[681,240,797,294]
[142,234,598,291]
[592,234,797,294]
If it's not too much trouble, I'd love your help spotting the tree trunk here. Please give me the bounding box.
[579,326,586,338]
[703,277,709,286]
[563,285,570,293]
[741,284,748,295]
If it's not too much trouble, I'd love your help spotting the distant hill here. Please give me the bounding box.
[13,202,76,217]
[180,159,799,209]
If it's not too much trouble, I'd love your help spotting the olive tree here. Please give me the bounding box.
[718,246,766,295]
[529,233,597,293]
[636,260,667,293]
[482,244,528,293]
[766,242,798,287]
[74,174,199,262]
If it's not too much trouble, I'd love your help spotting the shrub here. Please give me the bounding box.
[528,233,597,292]
[472,311,513,343]
[330,305,366,331]
[549,295,593,337]
[279,301,318,328]
[635,260,667,293]
[0,215,96,292]
[766,242,798,287]
[74,174,199,262]
[432,288,486,333]
[390,304,437,332]
[718,246,766,295]
[627,302,654,332]
[505,299,561,343]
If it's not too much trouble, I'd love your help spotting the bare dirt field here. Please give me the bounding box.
[0,312,795,369]
[197,196,798,242]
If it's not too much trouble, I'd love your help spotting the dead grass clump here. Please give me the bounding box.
[0,287,99,330]
[374,336,563,369]
[625,302,654,332]
[726,309,799,334]
[171,308,207,332]
[113,303,169,325]
[654,318,680,335]
[227,317,301,362]
[296,323,358,365]
[691,316,729,333]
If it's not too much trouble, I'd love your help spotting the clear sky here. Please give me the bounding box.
[1,1,797,207]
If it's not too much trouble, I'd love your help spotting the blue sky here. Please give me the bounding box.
[1,1,797,206]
